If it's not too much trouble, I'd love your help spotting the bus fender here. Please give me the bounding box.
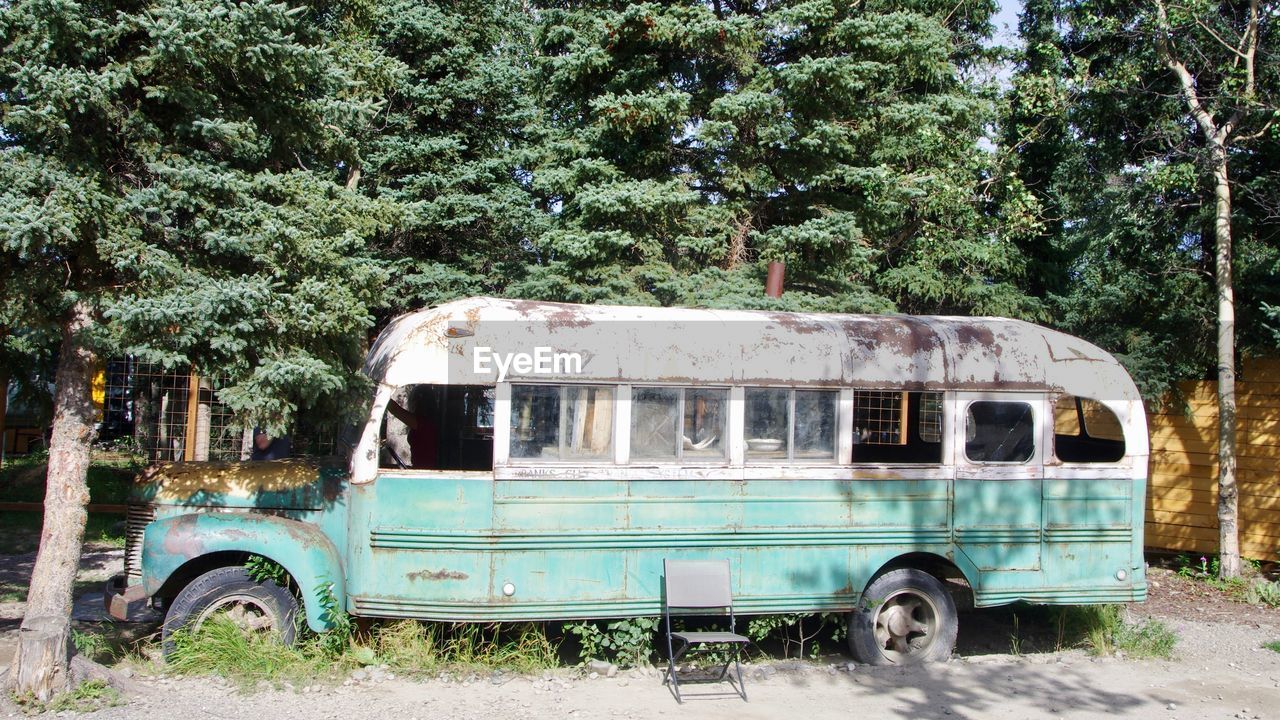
[142,512,345,632]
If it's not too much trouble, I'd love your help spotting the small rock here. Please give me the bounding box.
[351,669,368,682]
[589,672,599,680]
[606,664,618,678]
[1167,703,1176,711]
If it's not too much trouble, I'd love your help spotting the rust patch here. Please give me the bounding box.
[766,313,827,335]
[406,569,469,582]
[162,514,203,559]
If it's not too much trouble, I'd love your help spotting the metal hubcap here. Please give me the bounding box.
[872,589,938,663]
[193,594,277,635]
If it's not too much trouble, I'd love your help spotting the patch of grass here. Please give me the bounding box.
[13,679,124,714]
[1068,605,1177,659]
[0,452,142,504]
[0,580,27,603]
[168,614,562,689]
[168,615,330,688]
[1264,641,1280,654]
[72,625,113,663]
[0,511,125,554]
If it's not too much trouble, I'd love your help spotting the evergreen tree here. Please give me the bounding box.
[354,0,542,307]
[520,0,1038,316]
[0,0,388,694]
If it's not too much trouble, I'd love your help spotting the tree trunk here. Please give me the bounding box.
[8,301,97,698]
[1212,145,1241,580]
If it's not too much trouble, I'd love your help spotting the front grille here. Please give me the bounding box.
[124,503,155,580]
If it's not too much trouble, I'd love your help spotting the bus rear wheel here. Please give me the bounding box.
[848,568,957,665]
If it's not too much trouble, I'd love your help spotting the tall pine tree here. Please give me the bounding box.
[0,0,389,695]
[520,0,1036,317]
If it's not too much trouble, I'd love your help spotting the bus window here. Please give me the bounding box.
[744,388,837,461]
[382,384,494,470]
[1053,395,1126,463]
[851,391,943,464]
[631,387,727,462]
[964,401,1034,463]
[510,385,614,461]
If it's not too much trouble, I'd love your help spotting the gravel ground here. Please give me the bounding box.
[2,549,1280,719]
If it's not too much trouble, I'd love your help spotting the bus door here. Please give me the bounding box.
[952,393,1044,584]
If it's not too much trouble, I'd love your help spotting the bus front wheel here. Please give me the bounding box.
[848,568,957,665]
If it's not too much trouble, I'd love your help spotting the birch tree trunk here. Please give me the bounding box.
[8,301,97,699]
[1212,145,1241,578]
[1152,0,1259,580]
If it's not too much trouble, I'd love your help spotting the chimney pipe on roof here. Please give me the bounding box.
[765,261,785,298]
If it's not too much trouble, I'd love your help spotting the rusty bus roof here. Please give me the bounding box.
[363,297,1141,403]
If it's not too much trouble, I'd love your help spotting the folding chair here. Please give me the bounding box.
[662,559,750,703]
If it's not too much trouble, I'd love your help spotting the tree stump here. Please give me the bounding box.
[11,614,72,702]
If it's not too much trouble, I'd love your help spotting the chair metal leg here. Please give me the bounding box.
[733,646,748,701]
[665,637,688,703]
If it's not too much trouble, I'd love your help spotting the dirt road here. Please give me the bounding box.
[2,546,1280,719]
[9,623,1277,720]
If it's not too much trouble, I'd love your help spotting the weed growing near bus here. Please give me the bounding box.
[746,613,846,660]
[1074,605,1177,659]
[244,555,290,589]
[168,612,560,687]
[168,615,328,688]
[567,617,660,667]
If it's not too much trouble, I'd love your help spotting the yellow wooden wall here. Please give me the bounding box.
[1146,358,1280,560]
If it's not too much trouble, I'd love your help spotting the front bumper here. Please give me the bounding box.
[104,573,149,621]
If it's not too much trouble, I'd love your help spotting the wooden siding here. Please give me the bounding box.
[1146,358,1280,560]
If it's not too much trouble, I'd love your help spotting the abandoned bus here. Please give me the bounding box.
[108,297,1148,665]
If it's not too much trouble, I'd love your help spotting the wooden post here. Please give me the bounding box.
[0,365,9,469]
[183,370,199,462]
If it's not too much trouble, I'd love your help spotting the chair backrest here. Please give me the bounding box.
[664,559,734,610]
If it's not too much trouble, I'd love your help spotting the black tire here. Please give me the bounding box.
[848,568,958,665]
[161,566,298,658]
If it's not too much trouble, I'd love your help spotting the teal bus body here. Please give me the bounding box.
[115,298,1149,660]
[339,475,1145,623]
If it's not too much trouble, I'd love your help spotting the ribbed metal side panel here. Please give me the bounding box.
[124,503,155,580]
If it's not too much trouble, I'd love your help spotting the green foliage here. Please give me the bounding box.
[0,0,395,432]
[517,0,1036,316]
[313,581,354,659]
[566,616,659,667]
[745,612,843,660]
[1066,605,1177,659]
[14,679,125,715]
[168,615,325,688]
[1264,641,1280,654]
[244,555,290,589]
[1001,0,1280,401]
[1245,579,1280,608]
[71,627,112,662]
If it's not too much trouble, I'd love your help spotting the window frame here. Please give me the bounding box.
[629,384,731,464]
[743,386,839,464]
[958,396,1041,466]
[506,382,618,464]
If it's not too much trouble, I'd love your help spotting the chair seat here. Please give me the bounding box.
[672,630,750,644]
